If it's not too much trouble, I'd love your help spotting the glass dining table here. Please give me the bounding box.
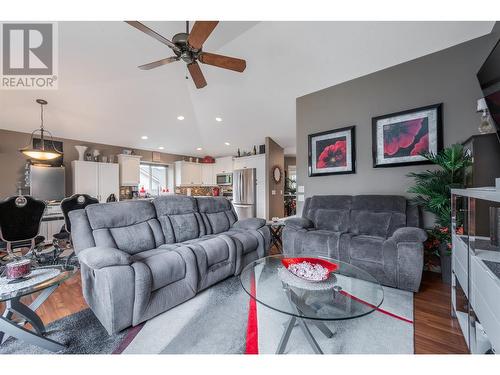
[239,255,384,354]
[0,264,77,352]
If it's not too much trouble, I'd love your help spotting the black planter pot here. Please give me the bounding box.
[438,243,452,284]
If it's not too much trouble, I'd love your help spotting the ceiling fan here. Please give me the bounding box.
[125,21,246,89]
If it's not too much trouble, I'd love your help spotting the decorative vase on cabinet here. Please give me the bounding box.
[74,145,88,161]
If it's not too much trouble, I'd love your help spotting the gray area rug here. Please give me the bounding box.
[0,308,128,354]
[0,276,414,354]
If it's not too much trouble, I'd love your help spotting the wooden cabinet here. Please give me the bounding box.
[117,154,142,186]
[462,134,500,236]
[214,156,233,174]
[72,160,119,202]
[175,161,216,186]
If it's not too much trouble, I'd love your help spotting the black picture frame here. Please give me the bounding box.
[372,103,443,168]
[308,125,356,177]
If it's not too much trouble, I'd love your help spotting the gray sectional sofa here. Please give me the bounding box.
[69,196,270,334]
[283,195,427,292]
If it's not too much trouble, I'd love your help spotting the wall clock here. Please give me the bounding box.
[272,166,282,183]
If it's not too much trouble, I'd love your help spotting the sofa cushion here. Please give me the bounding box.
[303,195,352,222]
[350,210,392,238]
[153,196,204,243]
[352,195,406,213]
[349,235,384,263]
[134,248,187,291]
[314,209,350,232]
[187,235,237,291]
[299,230,341,259]
[85,201,164,254]
[225,230,259,255]
[196,197,237,235]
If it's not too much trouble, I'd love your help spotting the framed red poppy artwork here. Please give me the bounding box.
[308,126,355,176]
[372,103,443,168]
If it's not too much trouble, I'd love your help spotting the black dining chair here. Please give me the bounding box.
[52,194,98,266]
[0,195,46,264]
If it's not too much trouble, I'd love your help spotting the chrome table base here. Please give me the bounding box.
[276,286,334,354]
[0,284,65,352]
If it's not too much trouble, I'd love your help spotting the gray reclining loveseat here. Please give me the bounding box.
[69,195,270,334]
[283,195,427,292]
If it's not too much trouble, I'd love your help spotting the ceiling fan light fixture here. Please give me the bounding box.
[19,99,63,161]
[126,21,246,89]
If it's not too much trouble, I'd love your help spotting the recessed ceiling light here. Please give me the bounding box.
[196,147,203,151]
[215,117,223,122]
[141,135,148,140]
[158,146,164,150]
[224,142,230,146]
[177,115,185,121]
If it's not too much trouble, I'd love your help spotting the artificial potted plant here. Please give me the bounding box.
[407,144,471,284]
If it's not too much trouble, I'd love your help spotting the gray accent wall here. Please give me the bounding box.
[296,32,500,221]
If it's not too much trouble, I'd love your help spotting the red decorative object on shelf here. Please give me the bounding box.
[281,257,339,282]
[201,156,215,164]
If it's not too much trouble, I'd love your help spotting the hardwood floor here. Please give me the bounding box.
[1,266,469,353]
[414,271,468,354]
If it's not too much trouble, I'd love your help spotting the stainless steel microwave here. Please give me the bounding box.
[216,173,233,185]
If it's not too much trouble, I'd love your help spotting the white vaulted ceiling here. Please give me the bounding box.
[0,21,495,157]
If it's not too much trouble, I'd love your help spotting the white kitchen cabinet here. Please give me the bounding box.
[201,164,215,185]
[175,161,217,186]
[72,160,119,202]
[117,154,142,186]
[39,219,65,244]
[72,161,99,198]
[98,163,120,201]
[175,161,202,186]
[214,156,233,174]
[232,154,266,219]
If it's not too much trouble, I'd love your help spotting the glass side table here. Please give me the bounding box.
[0,264,77,352]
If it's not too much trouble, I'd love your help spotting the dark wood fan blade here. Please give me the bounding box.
[126,21,180,53]
[187,21,219,50]
[198,52,246,72]
[138,56,180,70]
[187,62,207,89]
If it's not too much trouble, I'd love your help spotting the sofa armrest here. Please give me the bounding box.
[233,218,266,230]
[389,227,427,244]
[285,217,314,230]
[78,247,132,270]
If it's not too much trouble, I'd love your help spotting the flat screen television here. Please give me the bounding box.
[477,37,500,132]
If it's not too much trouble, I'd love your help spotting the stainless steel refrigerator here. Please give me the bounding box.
[30,165,66,202]
[232,168,256,219]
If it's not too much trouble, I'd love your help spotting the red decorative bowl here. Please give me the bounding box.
[5,258,32,280]
[281,257,339,282]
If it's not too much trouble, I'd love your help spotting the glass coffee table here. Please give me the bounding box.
[240,255,384,354]
[0,264,77,352]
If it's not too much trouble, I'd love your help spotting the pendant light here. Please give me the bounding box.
[20,99,63,161]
